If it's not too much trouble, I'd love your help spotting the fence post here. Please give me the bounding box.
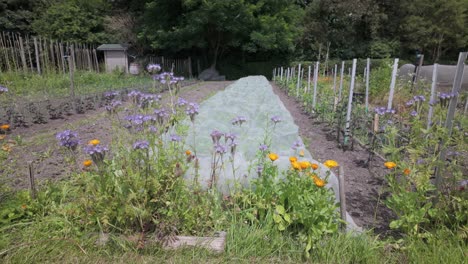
[306,65,311,94]
[332,64,338,110]
[296,64,301,97]
[338,166,347,231]
[28,162,37,199]
[18,36,27,72]
[33,37,41,74]
[387,58,399,110]
[365,58,370,112]
[312,61,319,110]
[280,67,283,80]
[344,59,357,145]
[434,52,467,192]
[427,64,438,129]
[338,61,345,103]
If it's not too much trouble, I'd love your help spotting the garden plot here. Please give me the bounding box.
[184,76,359,231]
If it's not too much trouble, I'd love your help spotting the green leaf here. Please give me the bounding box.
[275,205,286,215]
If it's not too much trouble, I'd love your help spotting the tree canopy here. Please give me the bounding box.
[0,0,466,65]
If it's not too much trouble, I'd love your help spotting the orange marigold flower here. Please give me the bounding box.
[324,160,338,169]
[299,161,311,170]
[185,150,192,156]
[83,160,93,167]
[291,161,301,170]
[314,176,326,187]
[311,163,319,170]
[384,161,397,169]
[299,150,305,157]
[308,172,319,180]
[403,168,411,175]
[88,139,100,146]
[21,204,27,209]
[289,156,298,163]
[269,153,279,161]
[0,124,10,130]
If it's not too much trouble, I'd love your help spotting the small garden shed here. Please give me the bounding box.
[97,44,129,73]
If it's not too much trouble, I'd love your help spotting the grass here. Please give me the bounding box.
[0,209,465,264]
[0,70,153,101]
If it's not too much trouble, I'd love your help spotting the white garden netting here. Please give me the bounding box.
[183,76,359,231]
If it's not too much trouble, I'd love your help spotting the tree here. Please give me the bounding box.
[0,0,39,33]
[31,0,109,43]
[399,0,468,62]
[141,0,303,69]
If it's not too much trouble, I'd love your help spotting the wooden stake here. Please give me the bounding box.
[296,64,301,97]
[306,65,311,94]
[338,61,345,102]
[28,162,37,199]
[33,37,41,74]
[338,166,347,231]
[373,114,379,132]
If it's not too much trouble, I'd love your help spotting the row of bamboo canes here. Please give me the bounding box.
[0,31,99,74]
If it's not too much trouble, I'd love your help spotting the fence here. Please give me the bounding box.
[0,31,100,74]
[148,56,192,78]
[273,52,467,192]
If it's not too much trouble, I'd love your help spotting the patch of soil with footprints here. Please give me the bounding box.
[271,82,395,235]
[3,79,393,234]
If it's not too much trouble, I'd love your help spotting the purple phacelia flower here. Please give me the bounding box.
[405,100,414,107]
[56,130,79,150]
[104,91,119,99]
[257,165,263,176]
[185,102,199,122]
[271,115,281,124]
[410,110,418,117]
[177,97,188,107]
[259,144,268,151]
[214,144,227,154]
[105,100,122,113]
[133,140,149,150]
[224,132,237,142]
[147,63,161,72]
[170,134,182,142]
[291,139,303,150]
[148,126,158,133]
[231,116,247,126]
[211,130,224,144]
[0,85,8,94]
[84,144,108,163]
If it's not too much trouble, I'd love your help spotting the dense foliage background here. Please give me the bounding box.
[1,0,467,73]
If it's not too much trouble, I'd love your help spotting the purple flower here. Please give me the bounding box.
[133,140,149,150]
[154,108,169,124]
[56,130,79,150]
[211,130,224,144]
[104,91,119,99]
[259,144,268,151]
[84,144,108,163]
[224,133,237,142]
[185,102,199,122]
[413,95,425,102]
[257,165,263,175]
[147,63,161,72]
[170,134,181,142]
[0,85,8,94]
[271,115,281,124]
[177,97,188,107]
[105,100,122,113]
[385,108,396,114]
[410,110,418,117]
[374,107,386,115]
[228,140,238,155]
[291,140,303,150]
[128,90,141,99]
[214,144,227,154]
[148,126,158,133]
[231,116,247,126]
[405,100,414,107]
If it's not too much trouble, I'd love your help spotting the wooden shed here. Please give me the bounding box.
[97,44,129,73]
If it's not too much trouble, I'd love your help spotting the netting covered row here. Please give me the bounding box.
[183,76,359,230]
